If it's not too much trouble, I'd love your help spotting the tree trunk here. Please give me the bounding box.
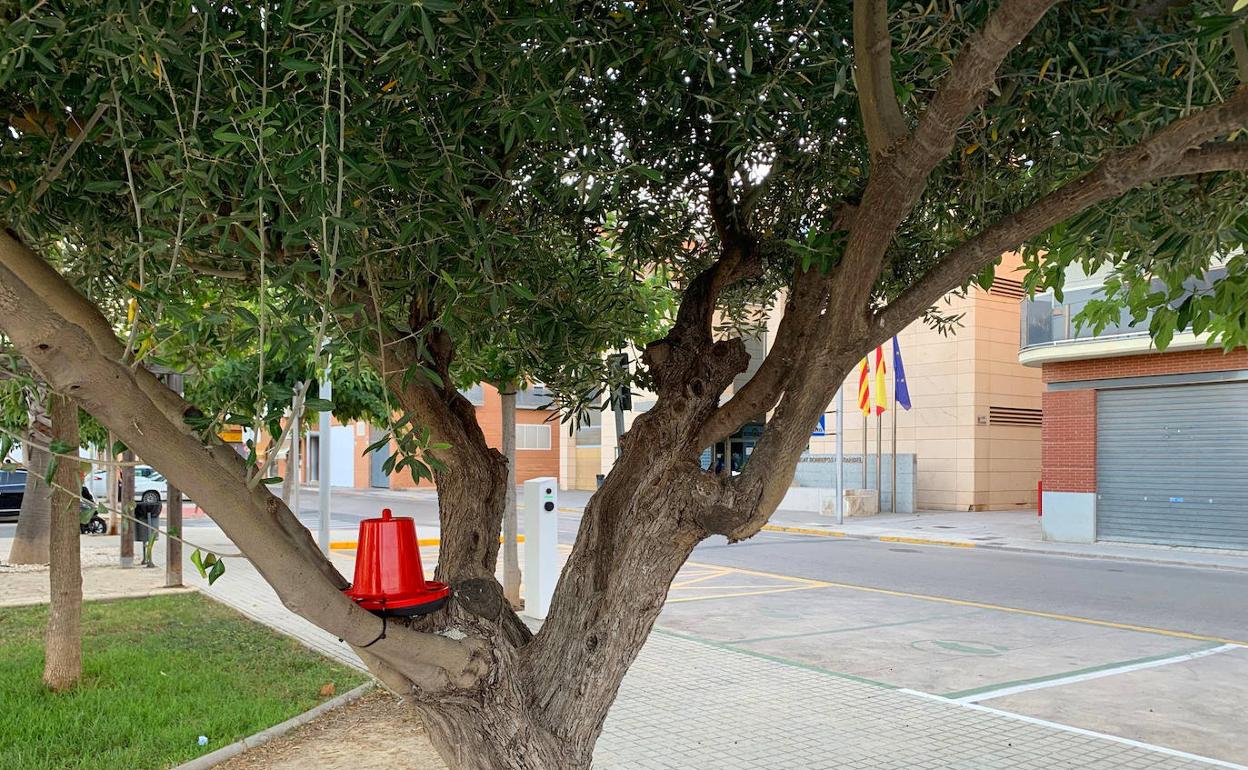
[8,386,51,564]
[119,449,135,567]
[499,383,520,608]
[105,430,118,535]
[43,393,82,691]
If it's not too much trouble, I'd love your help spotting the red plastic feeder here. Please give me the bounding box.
[344,508,450,617]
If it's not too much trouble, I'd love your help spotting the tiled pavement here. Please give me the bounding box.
[180,529,1235,770]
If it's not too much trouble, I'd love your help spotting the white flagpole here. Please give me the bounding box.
[891,368,898,514]
[835,387,844,524]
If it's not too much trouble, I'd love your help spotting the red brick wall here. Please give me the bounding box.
[477,384,562,484]
[1044,348,1248,383]
[1041,389,1096,493]
[382,382,561,489]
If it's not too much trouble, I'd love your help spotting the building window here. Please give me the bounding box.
[516,382,553,410]
[516,424,551,451]
[575,408,602,447]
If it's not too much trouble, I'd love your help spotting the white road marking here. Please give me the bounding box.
[900,687,1248,770]
[954,643,1242,703]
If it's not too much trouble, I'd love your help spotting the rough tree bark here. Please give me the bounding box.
[8,385,51,564]
[43,392,82,691]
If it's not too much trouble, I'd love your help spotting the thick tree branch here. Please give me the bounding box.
[904,0,1061,170]
[874,92,1248,338]
[853,0,907,156]
[0,229,484,693]
[696,265,831,448]
[831,0,1060,314]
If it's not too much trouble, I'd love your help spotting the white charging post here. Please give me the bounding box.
[523,476,559,620]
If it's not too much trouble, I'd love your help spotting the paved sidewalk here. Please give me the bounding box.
[0,535,194,607]
[180,524,1239,770]
[766,508,1248,572]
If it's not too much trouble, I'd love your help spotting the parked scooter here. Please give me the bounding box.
[80,511,107,535]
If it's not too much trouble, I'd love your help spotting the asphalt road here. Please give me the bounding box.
[8,487,1247,643]
[242,488,1248,643]
[691,530,1248,643]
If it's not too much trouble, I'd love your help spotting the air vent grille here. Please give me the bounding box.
[986,277,1027,300]
[988,406,1042,427]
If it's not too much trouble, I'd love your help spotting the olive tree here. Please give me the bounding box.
[2,1,1247,768]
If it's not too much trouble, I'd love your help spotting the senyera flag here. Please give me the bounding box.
[892,336,912,410]
[873,345,887,415]
[857,358,871,416]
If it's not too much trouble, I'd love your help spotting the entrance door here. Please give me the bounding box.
[728,439,756,474]
[1096,381,1248,549]
[369,426,390,489]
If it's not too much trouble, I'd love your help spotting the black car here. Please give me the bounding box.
[0,469,106,533]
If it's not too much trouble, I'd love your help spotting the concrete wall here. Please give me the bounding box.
[826,255,1042,510]
[786,453,917,513]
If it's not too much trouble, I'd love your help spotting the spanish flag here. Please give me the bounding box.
[857,358,871,416]
[873,345,888,415]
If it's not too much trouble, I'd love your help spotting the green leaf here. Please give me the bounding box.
[207,559,225,585]
[191,549,206,579]
[280,57,321,73]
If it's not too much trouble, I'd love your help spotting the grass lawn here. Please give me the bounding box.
[0,593,369,770]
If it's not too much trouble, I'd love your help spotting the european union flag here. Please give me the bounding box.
[892,336,912,410]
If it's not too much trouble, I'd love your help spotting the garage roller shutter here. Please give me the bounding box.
[1096,381,1248,549]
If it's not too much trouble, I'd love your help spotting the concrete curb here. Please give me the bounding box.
[760,523,1248,573]
[172,682,375,770]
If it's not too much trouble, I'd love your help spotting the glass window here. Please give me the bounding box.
[516,424,551,451]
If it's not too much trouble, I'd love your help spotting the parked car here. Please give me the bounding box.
[0,469,105,533]
[87,464,168,503]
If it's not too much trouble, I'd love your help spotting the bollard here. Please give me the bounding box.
[522,477,558,620]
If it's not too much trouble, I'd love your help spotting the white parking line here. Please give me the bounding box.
[954,643,1242,703]
[901,688,1248,770]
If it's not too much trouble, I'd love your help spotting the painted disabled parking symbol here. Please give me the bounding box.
[911,639,1010,656]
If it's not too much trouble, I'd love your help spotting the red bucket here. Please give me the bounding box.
[344,508,450,616]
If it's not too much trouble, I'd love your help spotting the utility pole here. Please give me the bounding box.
[318,355,332,553]
[165,374,183,587]
[290,388,301,523]
[607,353,631,460]
[500,381,521,607]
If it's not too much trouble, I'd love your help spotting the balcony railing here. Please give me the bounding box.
[1020,266,1226,351]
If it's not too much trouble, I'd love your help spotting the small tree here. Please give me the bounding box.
[43,393,82,691]
[7,384,51,564]
[2,2,1247,768]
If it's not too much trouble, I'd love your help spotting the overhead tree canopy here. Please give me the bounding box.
[2,2,1247,769]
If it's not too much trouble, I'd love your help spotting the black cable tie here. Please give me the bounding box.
[360,615,387,648]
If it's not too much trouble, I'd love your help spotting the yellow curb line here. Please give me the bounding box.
[329,535,523,551]
[879,535,976,549]
[763,524,848,538]
[760,524,976,549]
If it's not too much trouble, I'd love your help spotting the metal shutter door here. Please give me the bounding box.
[1096,381,1248,549]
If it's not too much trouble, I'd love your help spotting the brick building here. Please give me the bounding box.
[1022,265,1247,549]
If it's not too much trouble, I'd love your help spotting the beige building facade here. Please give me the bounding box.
[562,255,1043,511]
